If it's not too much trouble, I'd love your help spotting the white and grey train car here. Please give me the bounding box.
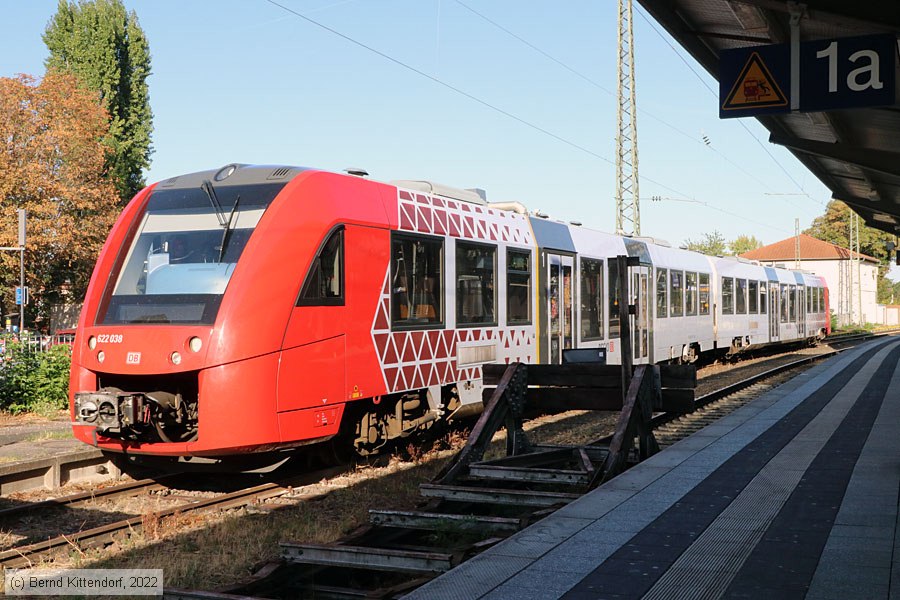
[527,216,829,366]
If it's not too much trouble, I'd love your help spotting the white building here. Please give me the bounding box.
[741,234,879,326]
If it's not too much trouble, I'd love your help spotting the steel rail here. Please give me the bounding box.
[0,467,345,569]
[0,476,178,521]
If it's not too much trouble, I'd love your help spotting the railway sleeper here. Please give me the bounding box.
[280,542,459,575]
[368,509,523,534]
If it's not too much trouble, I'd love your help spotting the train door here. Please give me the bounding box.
[769,282,780,341]
[547,253,574,364]
[631,265,650,363]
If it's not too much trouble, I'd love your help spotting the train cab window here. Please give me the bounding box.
[699,273,710,315]
[749,280,758,313]
[580,258,604,340]
[670,270,684,317]
[790,285,798,321]
[656,268,668,318]
[609,260,620,339]
[736,279,747,314]
[722,277,734,314]
[685,272,698,316]
[298,228,344,305]
[759,281,767,314]
[457,242,496,326]
[391,234,443,328]
[781,284,790,321]
[507,249,531,325]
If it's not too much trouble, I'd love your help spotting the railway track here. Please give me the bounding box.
[0,467,346,569]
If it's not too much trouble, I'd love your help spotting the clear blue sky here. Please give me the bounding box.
[0,0,839,250]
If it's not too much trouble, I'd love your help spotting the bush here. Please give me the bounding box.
[0,339,71,415]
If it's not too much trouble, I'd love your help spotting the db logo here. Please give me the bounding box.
[126,352,142,365]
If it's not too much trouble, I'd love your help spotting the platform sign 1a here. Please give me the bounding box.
[719,33,897,118]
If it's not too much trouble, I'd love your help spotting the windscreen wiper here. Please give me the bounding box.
[201,180,227,227]
[217,194,240,262]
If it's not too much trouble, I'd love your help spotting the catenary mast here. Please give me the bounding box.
[615,0,640,236]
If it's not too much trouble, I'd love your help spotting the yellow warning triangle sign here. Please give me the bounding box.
[722,52,788,111]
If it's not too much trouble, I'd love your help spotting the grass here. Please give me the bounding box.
[22,430,73,443]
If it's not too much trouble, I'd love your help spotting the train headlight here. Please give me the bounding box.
[97,350,105,363]
[171,351,182,365]
[88,336,97,350]
[188,337,202,353]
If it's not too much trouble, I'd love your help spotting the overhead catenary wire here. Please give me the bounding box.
[263,0,793,235]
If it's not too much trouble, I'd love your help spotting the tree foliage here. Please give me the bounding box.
[0,72,119,327]
[43,0,153,202]
[682,230,727,256]
[805,200,899,303]
[729,234,763,256]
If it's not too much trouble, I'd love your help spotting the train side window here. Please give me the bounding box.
[507,249,531,325]
[699,273,710,315]
[818,287,823,313]
[656,268,668,319]
[685,272,698,316]
[670,270,684,317]
[781,284,790,321]
[457,241,496,326]
[721,277,734,314]
[759,281,767,314]
[580,258,603,340]
[298,227,344,306]
[391,233,443,327]
[748,280,758,313]
[736,278,747,314]
[807,286,813,313]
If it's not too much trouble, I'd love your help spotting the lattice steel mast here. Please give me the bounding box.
[615,0,640,236]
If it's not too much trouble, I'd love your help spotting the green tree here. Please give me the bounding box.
[682,230,727,256]
[805,200,898,304]
[43,0,153,202]
[729,234,763,256]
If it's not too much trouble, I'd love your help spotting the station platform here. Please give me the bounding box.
[407,337,900,599]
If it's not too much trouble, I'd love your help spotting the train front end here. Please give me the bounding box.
[69,165,302,464]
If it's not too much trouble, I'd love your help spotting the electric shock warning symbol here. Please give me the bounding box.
[721,52,788,111]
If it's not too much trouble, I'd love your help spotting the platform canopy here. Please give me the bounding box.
[637,0,900,235]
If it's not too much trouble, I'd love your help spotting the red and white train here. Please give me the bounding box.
[69,165,830,466]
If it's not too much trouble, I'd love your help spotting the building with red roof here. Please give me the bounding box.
[740,234,879,326]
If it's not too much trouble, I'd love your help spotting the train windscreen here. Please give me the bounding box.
[99,182,285,325]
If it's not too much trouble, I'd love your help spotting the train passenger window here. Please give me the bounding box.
[670,271,684,317]
[781,284,790,321]
[609,260,620,339]
[507,250,531,325]
[749,280,758,313]
[759,281,767,314]
[790,285,797,321]
[818,287,823,313]
[391,234,443,328]
[298,228,344,306]
[457,242,496,326]
[736,279,747,314]
[699,273,710,315]
[721,277,734,314]
[580,258,603,340]
[685,272,698,316]
[656,268,668,318]
[807,287,813,313]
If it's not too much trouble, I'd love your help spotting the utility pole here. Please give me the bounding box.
[615,0,640,236]
[794,218,801,269]
[1,209,27,333]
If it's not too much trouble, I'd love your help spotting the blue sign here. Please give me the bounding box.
[720,34,897,118]
[15,287,22,306]
[800,34,896,111]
